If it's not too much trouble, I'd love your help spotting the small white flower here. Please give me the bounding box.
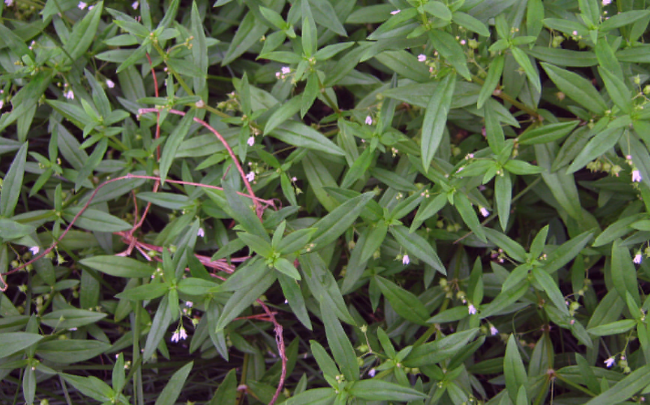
[417,54,426,62]
[5,0,13,6]
[247,136,255,146]
[78,1,87,9]
[88,4,93,9]
[64,90,74,100]
[633,169,642,182]
[402,255,410,265]
[603,0,611,5]
[291,176,297,182]
[365,115,373,125]
[30,246,40,255]
[572,30,578,36]
[0,100,3,109]
[179,327,187,340]
[281,66,291,75]
[106,79,115,88]
[634,253,642,264]
[246,171,255,182]
[460,39,466,45]
[368,368,376,377]
[480,207,489,217]
[186,301,193,308]
[468,304,477,315]
[604,357,615,368]
[490,325,498,335]
[171,331,180,343]
[275,72,281,79]
[390,9,400,15]
[197,228,205,237]
[132,1,138,9]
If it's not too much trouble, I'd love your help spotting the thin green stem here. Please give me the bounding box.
[471,74,543,122]
[555,373,596,397]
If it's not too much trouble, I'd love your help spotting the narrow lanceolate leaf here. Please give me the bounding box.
[154,362,194,405]
[390,225,446,275]
[159,109,196,184]
[421,73,456,171]
[0,333,43,358]
[375,276,430,325]
[310,192,374,248]
[511,47,541,92]
[504,335,528,403]
[215,269,276,331]
[64,1,104,63]
[0,142,27,218]
[320,295,359,382]
[403,329,479,367]
[611,239,641,305]
[348,380,427,402]
[477,55,504,109]
[270,121,345,156]
[518,121,580,145]
[80,256,153,278]
[585,365,650,405]
[541,62,607,114]
[598,67,632,113]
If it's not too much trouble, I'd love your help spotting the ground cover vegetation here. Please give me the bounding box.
[2,0,650,403]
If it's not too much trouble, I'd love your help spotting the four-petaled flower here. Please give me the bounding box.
[30,246,40,255]
[633,170,642,182]
[490,325,498,336]
[78,1,87,9]
[417,54,426,62]
[246,171,255,182]
[604,357,615,368]
[480,207,490,217]
[634,253,642,264]
[402,255,410,265]
[197,228,205,237]
[106,79,115,89]
[468,304,477,315]
[365,115,373,125]
[247,136,255,147]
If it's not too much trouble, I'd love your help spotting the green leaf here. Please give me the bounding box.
[403,329,479,367]
[428,30,470,80]
[270,121,345,156]
[421,73,456,171]
[374,276,430,325]
[0,333,43,358]
[40,309,107,329]
[347,380,427,402]
[238,232,273,258]
[310,340,340,378]
[222,12,267,65]
[504,334,528,403]
[598,67,632,113]
[154,362,193,405]
[495,172,512,231]
[359,222,387,263]
[541,62,607,115]
[585,365,650,405]
[61,374,113,402]
[190,1,208,93]
[216,269,276,331]
[611,239,641,305]
[63,207,132,232]
[532,268,570,317]
[526,47,597,67]
[390,225,446,275]
[320,295,359,381]
[477,54,504,109]
[115,282,169,300]
[423,1,451,20]
[600,10,650,31]
[484,228,526,262]
[593,213,645,247]
[0,142,27,218]
[142,293,173,361]
[587,319,637,337]
[207,369,237,405]
[310,192,374,248]
[64,1,103,63]
[511,47,541,93]
[80,256,153,278]
[274,257,301,280]
[454,192,487,242]
[264,97,302,135]
[452,11,490,36]
[159,109,196,184]
[518,121,579,145]
[0,219,36,240]
[37,340,111,363]
[278,273,312,330]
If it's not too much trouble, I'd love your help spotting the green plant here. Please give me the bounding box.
[3,0,650,404]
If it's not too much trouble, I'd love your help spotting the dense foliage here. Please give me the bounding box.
[3,0,650,404]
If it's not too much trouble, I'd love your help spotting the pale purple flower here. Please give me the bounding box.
[634,253,642,264]
[603,0,611,5]
[197,228,205,237]
[417,54,426,62]
[402,255,410,265]
[5,0,13,6]
[29,246,40,255]
[179,327,187,340]
[0,100,3,109]
[633,170,642,182]
[460,39,466,45]
[132,1,138,9]
[468,304,477,315]
[572,30,578,36]
[281,66,291,75]
[604,357,615,368]
[78,1,87,9]
[490,325,498,335]
[172,327,187,342]
[365,115,373,125]
[171,331,180,342]
[368,368,376,377]
[390,9,400,15]
[480,207,489,217]
[186,301,193,308]
[64,90,74,100]
[106,79,115,88]
[247,136,255,146]
[246,172,255,182]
